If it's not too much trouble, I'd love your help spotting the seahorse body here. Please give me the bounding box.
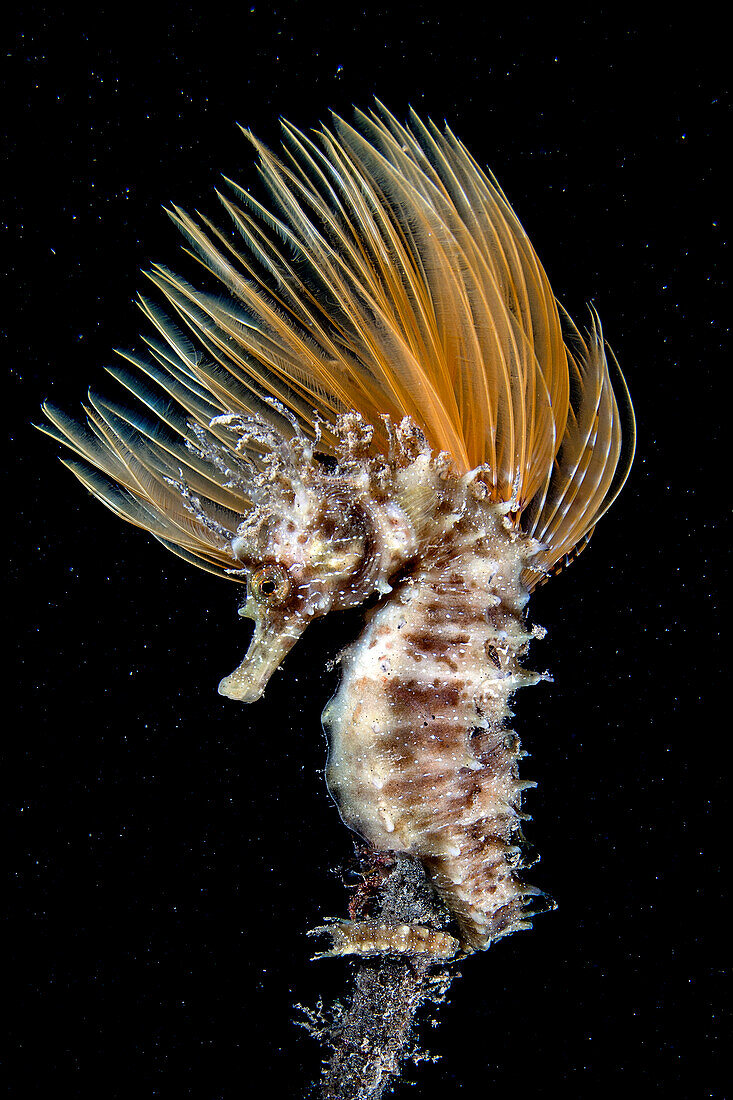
[325,463,548,951]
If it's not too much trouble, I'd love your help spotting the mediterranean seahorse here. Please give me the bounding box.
[41,105,634,967]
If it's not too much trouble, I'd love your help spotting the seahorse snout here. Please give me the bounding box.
[217,620,304,702]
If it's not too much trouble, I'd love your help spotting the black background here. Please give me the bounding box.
[7,6,726,1098]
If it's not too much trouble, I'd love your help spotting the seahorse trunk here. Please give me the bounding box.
[324,498,549,952]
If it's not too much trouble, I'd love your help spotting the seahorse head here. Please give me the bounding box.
[218,429,417,702]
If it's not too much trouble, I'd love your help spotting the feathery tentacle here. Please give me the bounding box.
[41,104,633,585]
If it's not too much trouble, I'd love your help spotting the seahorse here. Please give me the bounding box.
[41,105,634,965]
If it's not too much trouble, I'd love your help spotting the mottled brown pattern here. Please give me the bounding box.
[404,630,470,655]
[423,603,486,624]
[385,679,466,713]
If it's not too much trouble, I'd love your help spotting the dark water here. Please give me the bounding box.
[7,8,725,1097]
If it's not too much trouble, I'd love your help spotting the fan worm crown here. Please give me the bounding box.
[41,103,633,592]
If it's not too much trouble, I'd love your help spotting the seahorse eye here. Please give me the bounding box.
[250,563,291,603]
